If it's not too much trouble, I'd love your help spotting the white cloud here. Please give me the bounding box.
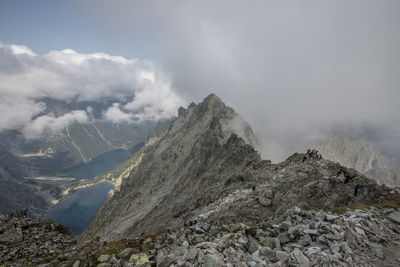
[0,96,45,131]
[103,103,133,123]
[0,42,186,137]
[24,110,90,139]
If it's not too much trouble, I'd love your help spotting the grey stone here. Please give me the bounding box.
[157,254,176,267]
[368,242,384,259]
[278,233,290,244]
[326,215,339,222]
[263,237,276,249]
[292,248,310,267]
[303,229,319,236]
[248,237,261,254]
[118,248,134,259]
[260,246,275,258]
[156,249,166,266]
[98,254,111,263]
[203,254,224,267]
[387,212,400,224]
[257,196,272,206]
[230,224,241,233]
[304,247,321,256]
[274,238,281,250]
[184,248,199,261]
[0,226,23,244]
[276,251,288,262]
[297,235,312,246]
[252,249,261,261]
[339,241,354,255]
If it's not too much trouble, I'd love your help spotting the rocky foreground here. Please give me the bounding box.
[2,206,400,266]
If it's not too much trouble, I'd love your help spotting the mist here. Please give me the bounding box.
[73,0,400,161]
[1,1,400,161]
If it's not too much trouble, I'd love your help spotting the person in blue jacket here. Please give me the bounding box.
[354,184,364,196]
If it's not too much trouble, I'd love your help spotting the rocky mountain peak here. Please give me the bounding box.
[82,94,260,239]
[83,95,400,243]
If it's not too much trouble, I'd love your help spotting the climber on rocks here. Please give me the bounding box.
[354,184,364,196]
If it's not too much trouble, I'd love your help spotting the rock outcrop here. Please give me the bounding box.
[0,209,75,266]
[83,94,260,240]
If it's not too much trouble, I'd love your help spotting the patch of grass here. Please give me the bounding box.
[97,239,130,257]
[330,207,349,215]
[370,202,400,209]
[330,201,400,215]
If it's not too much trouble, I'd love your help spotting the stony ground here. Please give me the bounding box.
[2,206,400,266]
[0,209,76,266]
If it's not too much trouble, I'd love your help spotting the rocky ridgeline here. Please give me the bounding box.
[6,207,400,266]
[0,209,76,266]
[3,94,400,266]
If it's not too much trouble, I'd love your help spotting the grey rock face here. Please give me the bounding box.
[84,94,400,242]
[318,134,400,187]
[387,211,400,224]
[83,94,261,239]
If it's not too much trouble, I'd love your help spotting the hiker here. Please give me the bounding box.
[344,173,352,184]
[354,184,364,196]
[337,167,345,177]
[317,154,322,160]
[252,185,256,191]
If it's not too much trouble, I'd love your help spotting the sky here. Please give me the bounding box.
[1,0,400,160]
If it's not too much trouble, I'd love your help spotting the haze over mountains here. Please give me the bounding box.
[3,94,400,266]
[0,96,168,217]
[1,40,400,222]
[1,1,400,265]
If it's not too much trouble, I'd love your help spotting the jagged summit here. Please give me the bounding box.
[82,94,400,243]
[82,94,260,239]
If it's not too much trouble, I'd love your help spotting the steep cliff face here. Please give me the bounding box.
[83,94,400,241]
[83,94,260,239]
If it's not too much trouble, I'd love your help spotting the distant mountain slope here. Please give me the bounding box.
[0,99,169,217]
[318,134,400,187]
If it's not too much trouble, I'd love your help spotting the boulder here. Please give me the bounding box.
[387,212,400,224]
[118,248,135,259]
[203,254,224,267]
[293,248,310,267]
[128,253,151,266]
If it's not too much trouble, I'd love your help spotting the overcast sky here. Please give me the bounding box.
[1,1,399,160]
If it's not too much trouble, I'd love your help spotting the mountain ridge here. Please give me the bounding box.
[82,94,400,242]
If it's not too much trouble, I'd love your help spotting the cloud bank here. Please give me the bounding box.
[0,42,185,137]
[77,0,400,161]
